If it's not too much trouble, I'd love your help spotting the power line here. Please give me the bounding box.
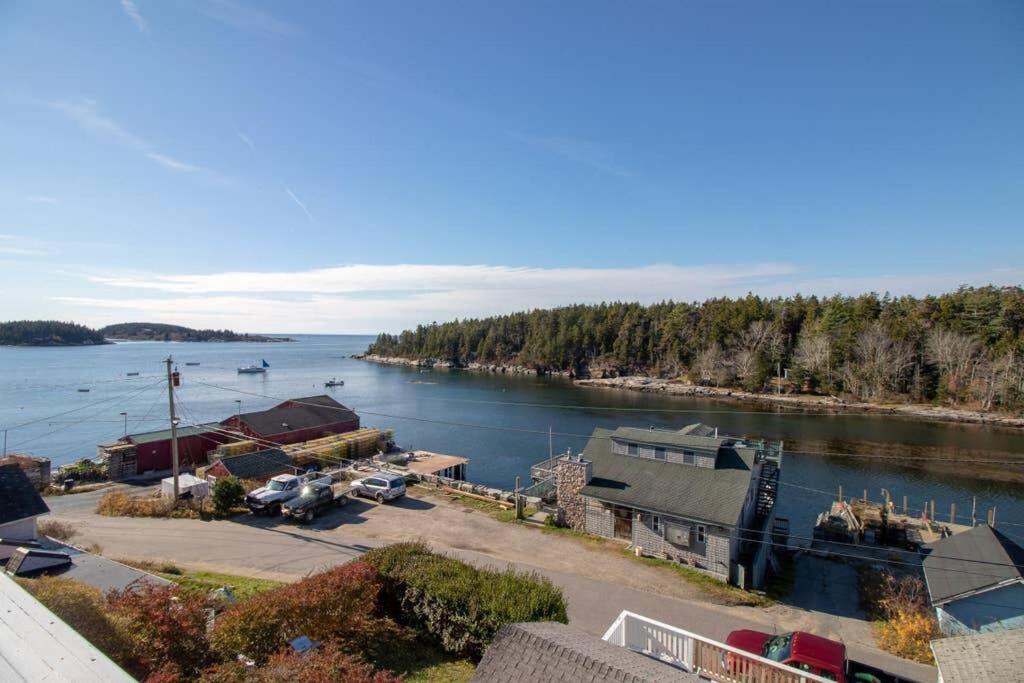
[1,378,166,432]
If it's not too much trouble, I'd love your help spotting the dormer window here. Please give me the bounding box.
[627,443,638,456]
[683,450,695,465]
[654,447,666,460]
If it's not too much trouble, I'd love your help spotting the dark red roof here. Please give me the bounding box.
[229,395,358,436]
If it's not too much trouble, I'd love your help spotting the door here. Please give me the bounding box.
[613,506,633,540]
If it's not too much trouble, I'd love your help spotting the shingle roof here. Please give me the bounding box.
[214,448,294,480]
[232,395,358,436]
[472,622,695,683]
[579,428,754,526]
[0,464,49,525]
[923,524,1024,605]
[930,629,1024,683]
[610,426,727,451]
[126,423,220,445]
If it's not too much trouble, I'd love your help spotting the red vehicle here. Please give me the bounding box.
[726,630,909,683]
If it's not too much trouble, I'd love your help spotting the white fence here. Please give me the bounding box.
[602,611,833,683]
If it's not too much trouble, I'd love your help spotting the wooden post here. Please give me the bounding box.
[514,476,523,520]
[838,485,843,503]
[863,489,868,504]
[930,500,935,520]
[950,503,956,525]
[972,497,977,526]
[992,506,997,528]
[902,495,908,515]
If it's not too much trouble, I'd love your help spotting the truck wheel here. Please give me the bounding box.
[375,492,385,504]
[337,496,348,507]
[303,510,314,524]
[271,503,281,516]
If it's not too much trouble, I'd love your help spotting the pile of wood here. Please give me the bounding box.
[284,428,393,467]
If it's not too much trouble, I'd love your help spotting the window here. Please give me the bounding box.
[683,450,695,465]
[654,447,666,460]
[696,525,706,543]
[651,515,661,533]
[627,443,638,456]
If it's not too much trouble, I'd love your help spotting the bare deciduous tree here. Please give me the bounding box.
[926,327,981,404]
[793,328,831,385]
[692,344,731,387]
[844,322,914,399]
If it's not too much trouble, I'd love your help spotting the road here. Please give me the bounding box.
[46,487,935,682]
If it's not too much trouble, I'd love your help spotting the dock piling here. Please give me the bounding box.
[950,503,955,524]
[902,495,908,514]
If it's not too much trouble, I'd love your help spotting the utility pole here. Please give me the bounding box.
[549,426,553,460]
[165,357,180,501]
[777,362,782,395]
[120,412,128,436]
[2,428,6,458]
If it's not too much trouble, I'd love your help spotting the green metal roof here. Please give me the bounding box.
[609,426,728,451]
[579,428,755,527]
[127,423,220,445]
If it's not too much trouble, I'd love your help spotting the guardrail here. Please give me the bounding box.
[602,611,832,683]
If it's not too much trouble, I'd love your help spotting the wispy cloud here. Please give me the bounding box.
[50,98,221,180]
[25,195,58,205]
[513,132,633,178]
[146,152,202,173]
[120,0,148,32]
[236,131,255,150]
[69,262,1024,334]
[0,234,46,256]
[285,187,314,223]
[202,0,299,37]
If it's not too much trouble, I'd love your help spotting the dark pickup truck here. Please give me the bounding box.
[280,481,353,523]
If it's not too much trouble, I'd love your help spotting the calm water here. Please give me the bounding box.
[3,334,1024,543]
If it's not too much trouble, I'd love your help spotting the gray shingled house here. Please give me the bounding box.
[548,423,781,588]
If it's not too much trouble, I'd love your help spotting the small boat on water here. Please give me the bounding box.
[126,372,140,376]
[324,378,344,387]
[238,359,270,374]
[77,388,90,392]
[185,362,200,366]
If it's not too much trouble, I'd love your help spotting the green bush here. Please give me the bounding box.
[211,476,245,514]
[363,542,568,659]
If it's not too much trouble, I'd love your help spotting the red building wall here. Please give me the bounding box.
[131,432,230,474]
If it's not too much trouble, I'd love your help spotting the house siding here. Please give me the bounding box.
[626,507,732,582]
[584,498,613,538]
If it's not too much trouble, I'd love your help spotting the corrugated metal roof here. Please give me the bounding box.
[931,629,1024,682]
[0,573,135,682]
[923,525,1024,605]
[127,422,220,444]
[579,428,754,527]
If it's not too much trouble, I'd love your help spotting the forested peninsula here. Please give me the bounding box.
[0,320,109,346]
[99,322,290,343]
[365,286,1024,416]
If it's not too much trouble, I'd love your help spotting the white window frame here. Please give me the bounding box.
[627,443,638,456]
[651,515,661,533]
[654,447,666,460]
[683,450,695,465]
[696,525,706,544]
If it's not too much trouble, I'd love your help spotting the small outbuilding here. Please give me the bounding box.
[0,463,50,541]
[205,448,295,483]
[923,524,1024,635]
[160,473,210,500]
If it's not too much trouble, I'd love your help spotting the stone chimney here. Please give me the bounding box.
[555,453,592,531]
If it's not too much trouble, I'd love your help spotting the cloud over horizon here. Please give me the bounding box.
[47,261,1024,334]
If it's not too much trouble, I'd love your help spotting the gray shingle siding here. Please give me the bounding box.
[585,498,613,538]
[629,510,731,581]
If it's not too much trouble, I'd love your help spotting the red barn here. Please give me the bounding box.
[219,395,360,446]
[100,423,232,478]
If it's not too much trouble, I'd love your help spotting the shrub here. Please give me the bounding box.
[861,570,938,664]
[107,582,213,679]
[22,576,132,665]
[363,542,568,659]
[201,640,403,683]
[38,518,78,541]
[211,561,389,663]
[97,490,174,517]
[211,476,245,515]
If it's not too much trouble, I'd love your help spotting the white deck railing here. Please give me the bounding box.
[602,611,833,683]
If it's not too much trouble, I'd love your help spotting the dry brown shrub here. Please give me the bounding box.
[96,490,174,517]
[38,518,78,541]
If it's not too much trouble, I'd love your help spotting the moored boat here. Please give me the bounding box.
[324,378,344,387]
[238,359,270,374]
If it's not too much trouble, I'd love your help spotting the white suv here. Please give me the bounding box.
[351,472,407,503]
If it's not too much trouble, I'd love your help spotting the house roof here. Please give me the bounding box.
[213,448,294,480]
[126,422,220,445]
[923,524,1024,605]
[0,464,49,525]
[231,395,358,436]
[472,622,694,683]
[609,426,728,452]
[930,629,1024,683]
[12,538,170,593]
[0,573,134,682]
[578,428,754,527]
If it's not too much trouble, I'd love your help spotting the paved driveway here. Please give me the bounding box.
[47,488,935,682]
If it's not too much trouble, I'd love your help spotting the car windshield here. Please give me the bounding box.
[761,634,792,662]
[390,480,404,488]
[268,480,287,491]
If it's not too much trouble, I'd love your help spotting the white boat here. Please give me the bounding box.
[324,378,344,387]
[238,359,270,374]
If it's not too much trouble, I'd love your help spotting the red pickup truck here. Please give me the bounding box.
[726,629,913,683]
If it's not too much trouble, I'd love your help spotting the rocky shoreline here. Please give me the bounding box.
[356,354,1024,429]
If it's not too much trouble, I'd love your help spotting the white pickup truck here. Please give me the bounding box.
[245,472,331,515]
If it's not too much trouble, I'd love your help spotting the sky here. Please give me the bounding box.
[1,1,1022,334]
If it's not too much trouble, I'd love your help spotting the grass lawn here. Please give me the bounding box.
[374,637,475,683]
[118,559,284,601]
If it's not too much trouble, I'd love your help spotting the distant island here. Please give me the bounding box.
[99,322,291,343]
[0,320,109,346]
[0,320,291,346]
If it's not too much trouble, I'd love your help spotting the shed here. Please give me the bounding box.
[0,463,50,541]
[160,473,210,499]
[205,448,295,482]
[923,524,1024,635]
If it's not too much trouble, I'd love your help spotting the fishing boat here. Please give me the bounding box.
[77,388,90,392]
[238,359,270,374]
[126,372,140,376]
[324,378,344,387]
[185,362,200,366]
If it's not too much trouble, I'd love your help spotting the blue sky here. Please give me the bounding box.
[2,1,1022,333]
